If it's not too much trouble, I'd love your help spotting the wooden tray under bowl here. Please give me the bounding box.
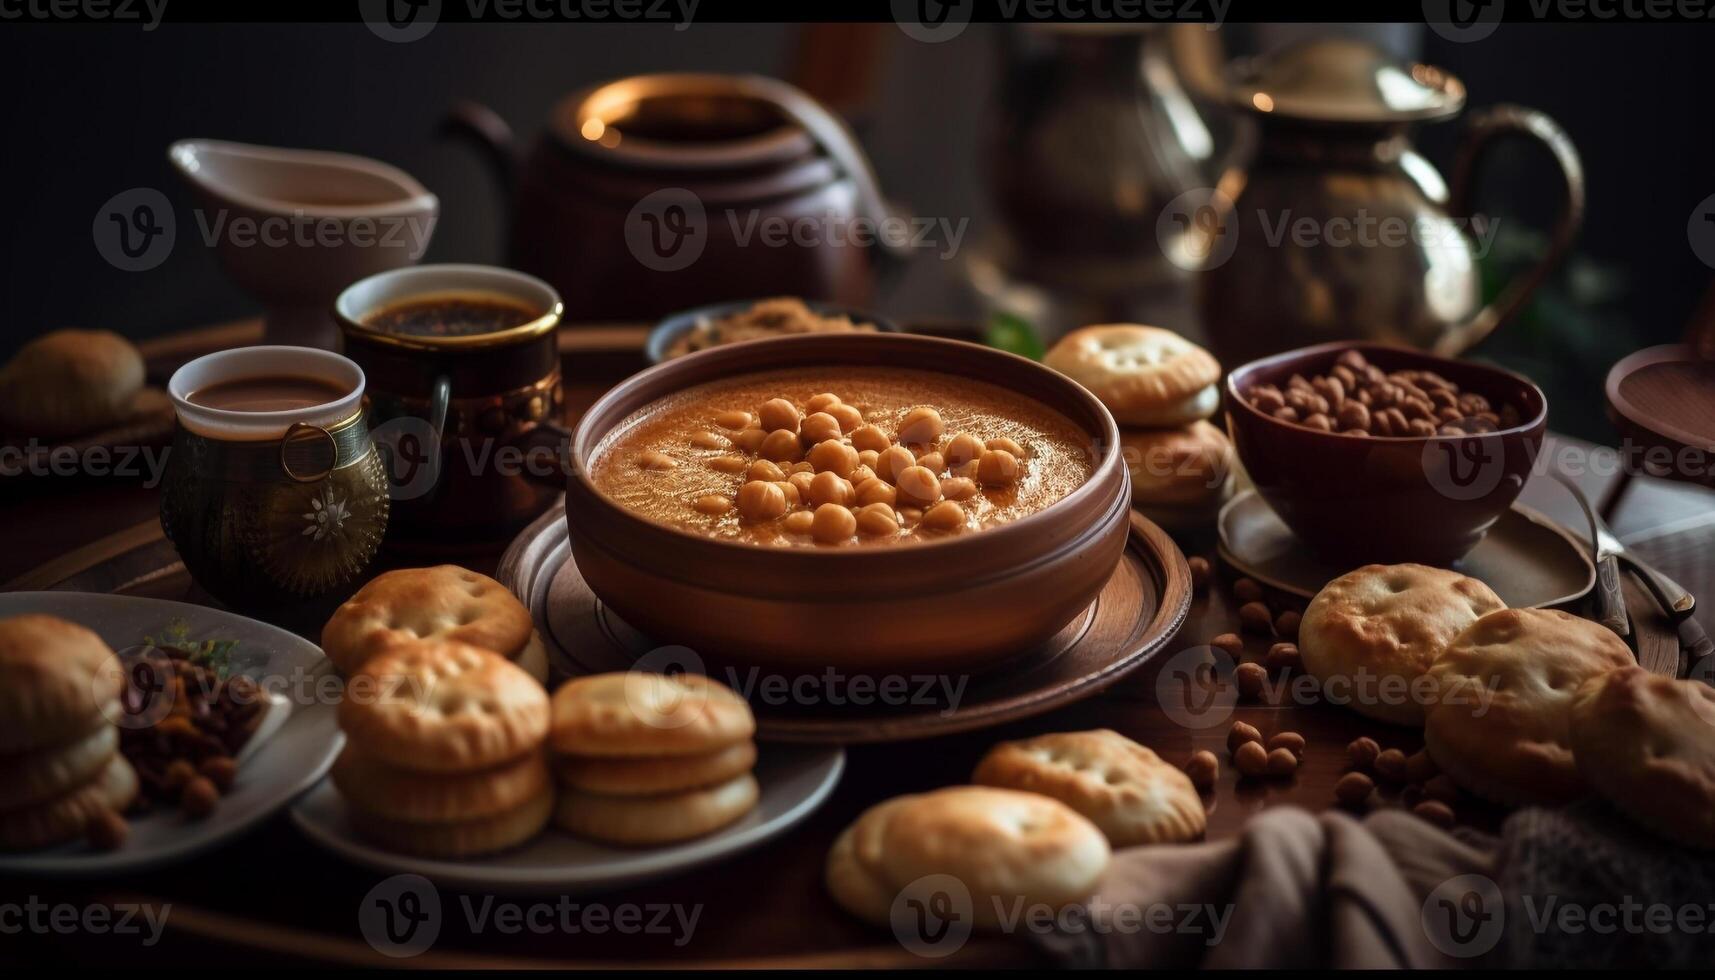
[498,499,1194,743]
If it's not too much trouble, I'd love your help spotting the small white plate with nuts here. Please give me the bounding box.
[0,591,343,876]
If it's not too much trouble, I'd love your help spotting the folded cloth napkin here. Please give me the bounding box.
[1496,800,1715,969]
[1036,807,1492,969]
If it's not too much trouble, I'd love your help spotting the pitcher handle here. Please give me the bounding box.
[440,100,520,226]
[1435,104,1585,357]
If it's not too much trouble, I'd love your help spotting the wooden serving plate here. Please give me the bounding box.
[499,500,1194,743]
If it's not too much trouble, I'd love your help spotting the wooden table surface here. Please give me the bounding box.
[5,321,1714,967]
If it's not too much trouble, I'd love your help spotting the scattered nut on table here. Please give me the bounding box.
[1265,642,1301,672]
[1233,577,1264,604]
[1267,731,1306,756]
[1185,750,1220,792]
[1374,748,1409,784]
[1233,740,1269,777]
[1347,737,1381,771]
[1238,602,1275,635]
[1235,662,1268,700]
[1334,772,1375,807]
[1275,610,1301,640]
[1413,800,1456,828]
[1211,633,1245,657]
[1265,747,1299,777]
[1227,721,1263,755]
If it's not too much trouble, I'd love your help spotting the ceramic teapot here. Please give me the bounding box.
[1190,39,1585,366]
[444,73,904,323]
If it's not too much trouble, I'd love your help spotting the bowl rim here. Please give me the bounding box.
[570,332,1125,564]
[646,298,903,365]
[1226,341,1548,443]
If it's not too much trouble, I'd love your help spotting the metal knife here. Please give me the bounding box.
[1615,552,1715,679]
[1552,473,1630,637]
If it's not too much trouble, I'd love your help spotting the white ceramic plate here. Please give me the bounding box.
[0,591,342,876]
[290,744,844,893]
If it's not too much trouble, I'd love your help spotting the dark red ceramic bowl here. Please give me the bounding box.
[1226,342,1547,566]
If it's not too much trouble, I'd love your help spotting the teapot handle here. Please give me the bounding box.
[1436,105,1585,357]
[440,100,520,214]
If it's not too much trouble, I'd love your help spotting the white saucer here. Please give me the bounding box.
[290,744,844,894]
[0,591,342,876]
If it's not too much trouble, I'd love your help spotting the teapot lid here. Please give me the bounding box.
[1228,38,1465,124]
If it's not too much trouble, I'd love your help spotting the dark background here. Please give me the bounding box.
[1,21,1711,439]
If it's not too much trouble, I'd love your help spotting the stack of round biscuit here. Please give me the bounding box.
[549,672,759,846]
[1044,324,1233,522]
[322,565,549,683]
[334,639,552,857]
[0,615,137,851]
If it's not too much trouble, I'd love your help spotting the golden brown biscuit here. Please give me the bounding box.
[347,786,553,858]
[0,754,137,852]
[552,741,757,795]
[824,786,1110,929]
[971,729,1205,846]
[339,641,549,773]
[1424,608,1634,805]
[1571,667,1715,848]
[0,723,118,810]
[1118,422,1234,509]
[549,672,755,758]
[321,566,536,676]
[0,615,123,752]
[552,773,759,845]
[1300,564,1505,726]
[331,744,550,823]
[0,329,146,438]
[1044,325,1221,427]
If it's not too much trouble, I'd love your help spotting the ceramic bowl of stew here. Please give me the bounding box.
[1226,342,1547,566]
[563,332,1132,675]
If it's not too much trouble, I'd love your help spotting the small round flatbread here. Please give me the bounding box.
[339,640,549,774]
[0,754,137,852]
[1044,324,1221,427]
[321,565,535,676]
[347,786,552,859]
[0,722,119,810]
[1571,667,1715,849]
[549,672,755,758]
[1118,421,1233,509]
[552,772,759,845]
[0,329,145,438]
[0,615,123,752]
[971,729,1205,847]
[331,744,550,824]
[1424,608,1634,805]
[553,741,757,795]
[1300,563,1505,726]
[824,786,1110,930]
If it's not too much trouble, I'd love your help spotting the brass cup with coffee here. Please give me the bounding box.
[335,264,565,551]
[162,346,390,610]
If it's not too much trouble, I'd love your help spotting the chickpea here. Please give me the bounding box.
[731,427,767,454]
[811,503,856,544]
[790,460,815,474]
[898,506,923,524]
[783,510,815,535]
[921,499,964,531]
[850,424,892,453]
[715,409,753,430]
[636,451,676,471]
[940,476,978,501]
[692,494,731,516]
[943,433,984,467]
[977,449,1019,487]
[855,477,897,507]
[776,480,801,507]
[830,403,864,432]
[807,440,859,479]
[736,480,788,521]
[985,437,1026,459]
[690,430,728,450]
[856,502,899,536]
[857,448,881,470]
[916,451,945,474]
[708,455,749,473]
[747,459,785,482]
[898,406,944,446]
[877,446,916,484]
[951,459,981,480]
[805,392,841,414]
[758,398,800,434]
[759,429,803,463]
[807,470,855,507]
[850,464,877,484]
[801,412,842,445]
[895,465,941,507]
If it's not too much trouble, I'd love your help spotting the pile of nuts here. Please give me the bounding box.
[1334,736,1462,827]
[117,647,261,819]
[1242,349,1522,438]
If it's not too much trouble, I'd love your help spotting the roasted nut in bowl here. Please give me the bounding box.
[1226,343,1546,565]
[564,333,1131,675]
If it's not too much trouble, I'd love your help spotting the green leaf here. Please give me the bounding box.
[984,313,1046,361]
